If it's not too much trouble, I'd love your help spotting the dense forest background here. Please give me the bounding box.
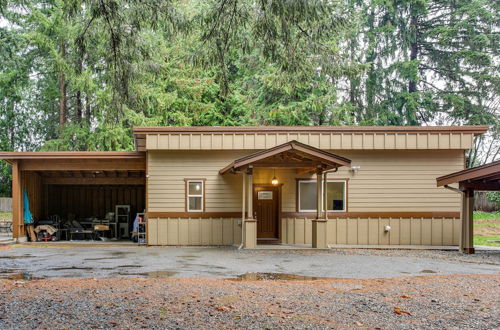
[0,0,499,196]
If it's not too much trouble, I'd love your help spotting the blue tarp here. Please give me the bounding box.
[23,189,33,224]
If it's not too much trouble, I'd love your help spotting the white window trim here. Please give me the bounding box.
[186,180,204,212]
[298,179,347,212]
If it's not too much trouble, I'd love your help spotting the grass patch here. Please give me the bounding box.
[0,211,12,220]
[474,211,500,220]
[474,235,500,247]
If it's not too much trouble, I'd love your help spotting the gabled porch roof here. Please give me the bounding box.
[219,140,351,174]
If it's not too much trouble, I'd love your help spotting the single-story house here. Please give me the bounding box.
[0,125,489,249]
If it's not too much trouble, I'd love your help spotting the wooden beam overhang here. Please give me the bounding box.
[0,152,146,171]
[0,151,145,160]
[436,160,500,190]
[219,140,351,175]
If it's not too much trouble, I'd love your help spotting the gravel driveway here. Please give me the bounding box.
[1,245,499,279]
[1,245,499,329]
[1,275,498,329]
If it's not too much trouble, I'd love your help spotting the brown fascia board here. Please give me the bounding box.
[436,159,500,186]
[0,151,146,161]
[133,125,490,135]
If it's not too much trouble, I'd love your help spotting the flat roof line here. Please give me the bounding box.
[0,151,145,160]
[133,125,489,135]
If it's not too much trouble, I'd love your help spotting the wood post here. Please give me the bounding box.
[11,161,24,240]
[312,167,327,248]
[246,167,253,219]
[315,168,323,220]
[461,188,475,254]
[243,167,256,249]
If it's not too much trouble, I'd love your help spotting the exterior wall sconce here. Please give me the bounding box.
[350,165,361,173]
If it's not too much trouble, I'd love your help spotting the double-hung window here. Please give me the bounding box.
[298,180,347,212]
[186,179,205,212]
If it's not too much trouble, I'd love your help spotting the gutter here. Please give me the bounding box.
[443,184,463,194]
[322,166,339,220]
[234,170,246,250]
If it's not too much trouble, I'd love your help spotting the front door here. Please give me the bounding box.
[253,185,280,241]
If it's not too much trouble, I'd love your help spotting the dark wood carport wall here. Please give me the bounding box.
[437,160,500,254]
[0,152,146,239]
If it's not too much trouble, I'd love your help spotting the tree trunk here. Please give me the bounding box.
[76,91,82,121]
[58,43,67,126]
[85,93,91,125]
[408,13,418,94]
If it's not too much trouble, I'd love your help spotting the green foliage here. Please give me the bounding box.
[0,0,498,195]
[487,192,500,204]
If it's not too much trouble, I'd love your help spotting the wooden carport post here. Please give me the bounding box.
[312,167,327,248]
[461,188,474,254]
[11,160,24,240]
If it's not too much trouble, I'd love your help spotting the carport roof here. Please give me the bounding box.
[436,159,500,191]
[0,151,144,163]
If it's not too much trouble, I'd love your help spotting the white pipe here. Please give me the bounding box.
[444,184,463,194]
[234,170,246,250]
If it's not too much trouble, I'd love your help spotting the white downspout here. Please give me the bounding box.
[237,171,245,249]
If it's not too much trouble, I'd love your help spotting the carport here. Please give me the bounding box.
[437,160,500,254]
[0,152,146,241]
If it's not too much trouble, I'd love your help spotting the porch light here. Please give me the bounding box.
[271,169,278,185]
[271,176,278,185]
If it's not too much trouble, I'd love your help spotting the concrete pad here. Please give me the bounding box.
[0,245,499,280]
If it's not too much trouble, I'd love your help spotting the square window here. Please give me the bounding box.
[298,180,346,212]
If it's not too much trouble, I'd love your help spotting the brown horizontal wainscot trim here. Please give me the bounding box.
[281,212,461,219]
[147,212,242,218]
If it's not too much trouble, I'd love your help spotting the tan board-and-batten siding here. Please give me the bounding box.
[146,148,465,246]
[135,126,488,151]
[147,218,241,246]
[281,217,460,246]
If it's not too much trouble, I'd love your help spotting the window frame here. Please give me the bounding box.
[185,178,206,212]
[296,179,348,213]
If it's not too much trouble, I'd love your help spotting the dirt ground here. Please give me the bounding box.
[0,274,498,329]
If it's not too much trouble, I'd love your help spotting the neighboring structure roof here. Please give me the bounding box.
[220,140,351,174]
[436,160,500,191]
[134,125,489,135]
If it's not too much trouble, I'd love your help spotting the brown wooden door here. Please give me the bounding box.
[253,185,279,240]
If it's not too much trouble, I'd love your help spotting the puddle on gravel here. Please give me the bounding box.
[0,271,44,280]
[49,266,94,271]
[0,255,33,259]
[232,272,328,281]
[420,269,437,273]
[115,271,178,278]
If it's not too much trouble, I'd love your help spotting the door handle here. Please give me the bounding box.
[253,211,257,220]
